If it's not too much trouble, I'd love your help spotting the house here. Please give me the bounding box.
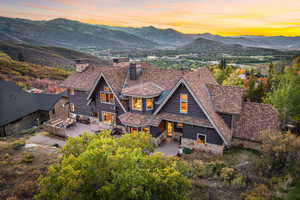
[0,80,69,137]
[61,62,279,154]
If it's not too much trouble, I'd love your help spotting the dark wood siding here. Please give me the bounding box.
[159,83,208,119]
[69,90,92,116]
[92,77,125,125]
[220,113,232,128]
[183,125,223,145]
[150,121,166,138]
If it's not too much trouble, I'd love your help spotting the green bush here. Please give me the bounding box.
[241,184,272,200]
[11,139,25,150]
[35,132,191,200]
[193,160,226,178]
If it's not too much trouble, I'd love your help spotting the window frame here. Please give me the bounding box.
[103,86,110,92]
[197,134,206,144]
[146,98,154,111]
[132,97,143,111]
[142,127,150,133]
[130,127,138,134]
[99,92,115,104]
[180,93,188,114]
[101,111,115,124]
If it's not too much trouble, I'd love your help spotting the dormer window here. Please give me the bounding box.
[180,94,188,113]
[100,92,114,104]
[146,98,153,110]
[132,97,142,111]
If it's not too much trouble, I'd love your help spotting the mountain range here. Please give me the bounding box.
[1,16,300,52]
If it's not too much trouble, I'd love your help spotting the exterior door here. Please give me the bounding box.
[167,122,173,137]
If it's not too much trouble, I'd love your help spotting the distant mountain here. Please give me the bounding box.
[101,25,197,46]
[0,42,109,69]
[1,16,300,51]
[0,17,157,50]
[180,37,282,55]
[197,33,300,50]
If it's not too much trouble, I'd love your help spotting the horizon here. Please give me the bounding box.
[1,0,300,36]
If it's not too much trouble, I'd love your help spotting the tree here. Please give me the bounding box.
[222,69,243,86]
[264,68,300,128]
[35,132,191,200]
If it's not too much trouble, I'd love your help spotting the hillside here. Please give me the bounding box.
[0,51,71,92]
[0,42,109,69]
[103,25,196,46]
[180,37,282,56]
[0,17,156,50]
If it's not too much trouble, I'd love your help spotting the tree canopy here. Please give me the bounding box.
[35,131,191,200]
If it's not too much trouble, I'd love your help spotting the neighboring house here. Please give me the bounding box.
[0,80,69,137]
[61,62,279,154]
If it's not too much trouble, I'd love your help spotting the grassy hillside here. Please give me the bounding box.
[0,42,109,69]
[0,51,71,90]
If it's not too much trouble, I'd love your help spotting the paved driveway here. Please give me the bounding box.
[155,139,180,156]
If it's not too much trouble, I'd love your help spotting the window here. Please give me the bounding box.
[176,123,183,128]
[103,86,110,92]
[180,94,188,113]
[132,97,142,110]
[197,134,206,144]
[69,89,75,95]
[70,103,75,112]
[130,127,138,134]
[102,112,114,124]
[146,98,153,110]
[142,127,150,133]
[100,92,114,104]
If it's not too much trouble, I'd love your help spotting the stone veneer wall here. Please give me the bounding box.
[181,138,224,155]
[231,137,261,151]
[151,132,167,147]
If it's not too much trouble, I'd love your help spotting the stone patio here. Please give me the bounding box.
[154,138,180,156]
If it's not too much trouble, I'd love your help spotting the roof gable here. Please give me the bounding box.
[86,73,126,112]
[153,72,230,145]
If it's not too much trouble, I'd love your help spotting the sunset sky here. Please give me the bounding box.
[1,0,300,36]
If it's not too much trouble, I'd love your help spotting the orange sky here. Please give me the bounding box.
[1,0,300,36]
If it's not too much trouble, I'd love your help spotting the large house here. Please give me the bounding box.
[0,80,69,137]
[61,61,279,154]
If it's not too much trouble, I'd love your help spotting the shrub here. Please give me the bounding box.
[261,132,300,176]
[22,153,34,163]
[193,160,226,178]
[241,184,272,200]
[35,132,191,200]
[11,139,25,150]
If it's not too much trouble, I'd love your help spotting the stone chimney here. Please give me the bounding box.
[129,63,143,80]
[75,58,89,72]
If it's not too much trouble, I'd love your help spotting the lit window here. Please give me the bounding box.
[176,123,183,128]
[70,103,75,112]
[132,97,142,110]
[142,127,150,133]
[180,94,188,113]
[130,127,138,134]
[103,86,110,91]
[102,112,114,124]
[69,89,75,95]
[100,92,114,104]
[197,134,206,144]
[146,98,153,110]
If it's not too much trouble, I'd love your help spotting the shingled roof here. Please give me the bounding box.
[126,64,188,90]
[233,102,279,142]
[118,112,161,127]
[206,84,244,115]
[61,64,128,92]
[122,82,163,97]
[0,80,66,126]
